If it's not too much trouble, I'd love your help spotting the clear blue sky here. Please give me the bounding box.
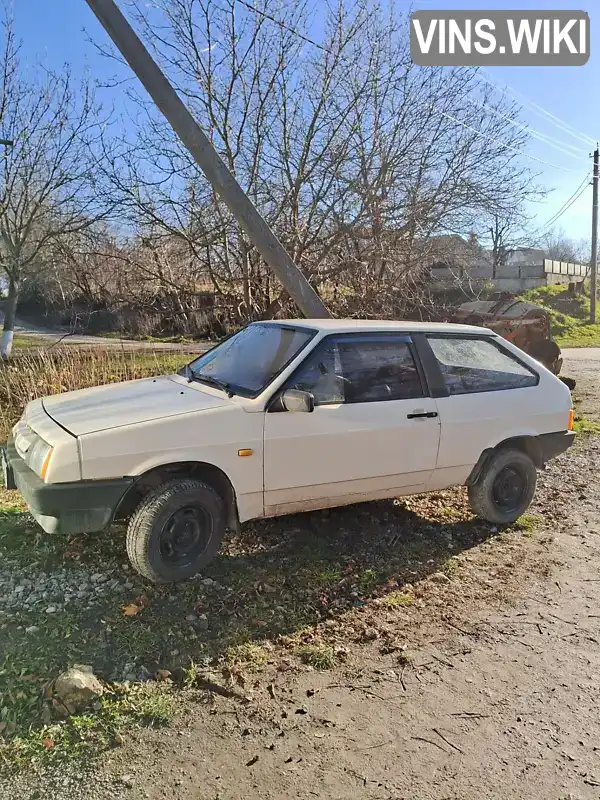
[13,0,599,247]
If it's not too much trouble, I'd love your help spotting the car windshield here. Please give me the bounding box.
[183,323,316,397]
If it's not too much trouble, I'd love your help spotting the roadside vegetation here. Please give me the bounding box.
[0,348,192,440]
[519,284,600,348]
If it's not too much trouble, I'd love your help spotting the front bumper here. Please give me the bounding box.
[2,437,133,535]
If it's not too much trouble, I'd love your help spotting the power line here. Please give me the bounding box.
[541,172,591,229]
[477,70,596,147]
[232,0,324,50]
[473,100,587,159]
[439,111,588,173]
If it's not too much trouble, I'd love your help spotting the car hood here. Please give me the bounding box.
[41,375,230,436]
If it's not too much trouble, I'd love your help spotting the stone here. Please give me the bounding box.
[53,664,104,715]
[45,606,57,614]
[429,572,451,585]
[197,614,209,631]
[363,626,380,641]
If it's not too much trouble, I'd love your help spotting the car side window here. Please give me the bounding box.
[289,340,345,405]
[427,336,538,395]
[287,336,424,405]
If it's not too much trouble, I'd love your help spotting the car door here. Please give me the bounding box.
[421,334,541,491]
[263,333,441,516]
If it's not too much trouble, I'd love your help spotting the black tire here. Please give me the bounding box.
[468,448,537,525]
[126,479,225,583]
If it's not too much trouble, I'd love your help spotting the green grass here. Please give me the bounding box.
[380,590,415,608]
[11,335,49,350]
[296,644,336,670]
[512,513,541,533]
[1,685,176,772]
[572,414,600,435]
[519,284,600,348]
[224,642,269,670]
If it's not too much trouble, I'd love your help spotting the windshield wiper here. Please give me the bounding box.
[188,372,236,398]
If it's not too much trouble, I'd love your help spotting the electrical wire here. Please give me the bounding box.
[232,0,324,49]
[477,70,597,148]
[232,1,595,173]
[472,100,588,159]
[541,173,591,229]
[440,111,588,173]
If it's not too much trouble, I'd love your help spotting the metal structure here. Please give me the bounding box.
[83,0,330,319]
[450,299,563,375]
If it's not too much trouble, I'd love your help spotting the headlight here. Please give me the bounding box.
[27,437,54,480]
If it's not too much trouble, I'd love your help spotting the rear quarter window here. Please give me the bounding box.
[427,336,539,395]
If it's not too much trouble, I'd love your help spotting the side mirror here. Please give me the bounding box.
[281,389,314,413]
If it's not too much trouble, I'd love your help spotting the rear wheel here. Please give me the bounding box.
[468,448,537,525]
[126,479,225,582]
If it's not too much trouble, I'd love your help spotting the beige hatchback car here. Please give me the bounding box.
[3,320,574,582]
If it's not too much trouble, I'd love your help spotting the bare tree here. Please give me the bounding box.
[540,227,588,263]
[0,4,105,357]
[88,1,540,323]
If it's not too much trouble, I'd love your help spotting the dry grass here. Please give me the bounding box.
[0,347,190,440]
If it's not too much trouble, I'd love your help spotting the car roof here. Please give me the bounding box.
[256,319,494,336]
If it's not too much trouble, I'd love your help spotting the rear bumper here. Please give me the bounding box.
[538,431,576,462]
[3,437,133,535]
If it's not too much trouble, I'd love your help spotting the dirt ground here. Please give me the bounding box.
[3,351,600,800]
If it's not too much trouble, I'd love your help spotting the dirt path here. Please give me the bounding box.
[3,355,600,800]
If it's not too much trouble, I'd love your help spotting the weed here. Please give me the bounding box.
[0,686,175,773]
[397,651,413,667]
[296,644,336,670]
[572,415,600,436]
[440,557,459,576]
[225,642,269,670]
[512,513,540,533]
[134,692,177,727]
[182,661,199,689]
[356,568,382,593]
[380,590,415,608]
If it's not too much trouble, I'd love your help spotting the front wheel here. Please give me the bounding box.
[126,479,225,582]
[468,448,537,525]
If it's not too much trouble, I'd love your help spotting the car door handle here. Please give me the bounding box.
[407,411,438,419]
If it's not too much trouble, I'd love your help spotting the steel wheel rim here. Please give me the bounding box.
[159,506,211,567]
[492,465,528,513]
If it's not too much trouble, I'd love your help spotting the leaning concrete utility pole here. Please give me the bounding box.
[83,0,330,319]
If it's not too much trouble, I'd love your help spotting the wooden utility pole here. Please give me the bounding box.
[83,0,330,319]
[591,145,598,323]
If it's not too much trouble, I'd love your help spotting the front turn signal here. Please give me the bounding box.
[568,409,574,431]
[40,448,53,480]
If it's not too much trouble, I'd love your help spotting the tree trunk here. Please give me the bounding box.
[1,277,19,359]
